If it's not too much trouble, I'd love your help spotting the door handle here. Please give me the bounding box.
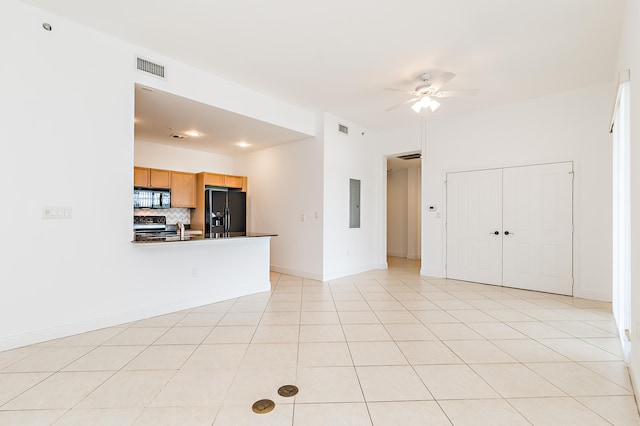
[504,231,513,235]
[491,231,499,235]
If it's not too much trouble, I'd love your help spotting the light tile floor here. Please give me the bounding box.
[1,257,639,425]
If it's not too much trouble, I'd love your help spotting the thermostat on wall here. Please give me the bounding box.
[428,205,437,211]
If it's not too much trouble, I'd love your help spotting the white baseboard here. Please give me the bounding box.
[0,282,270,352]
[407,254,421,260]
[421,267,443,278]
[322,264,379,282]
[573,288,611,302]
[387,251,407,258]
[270,265,324,281]
[629,361,640,413]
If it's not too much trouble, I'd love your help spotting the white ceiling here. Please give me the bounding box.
[22,0,625,154]
[135,84,310,156]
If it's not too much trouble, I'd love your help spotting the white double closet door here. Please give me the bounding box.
[446,162,573,295]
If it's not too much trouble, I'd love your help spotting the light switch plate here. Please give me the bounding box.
[42,206,72,219]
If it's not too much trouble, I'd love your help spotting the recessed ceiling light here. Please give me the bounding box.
[184,130,201,137]
[236,142,251,148]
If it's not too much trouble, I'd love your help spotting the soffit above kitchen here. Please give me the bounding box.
[134,84,310,156]
[21,0,624,131]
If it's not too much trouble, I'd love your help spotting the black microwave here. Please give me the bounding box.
[133,188,171,209]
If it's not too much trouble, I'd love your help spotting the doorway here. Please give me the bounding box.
[386,151,422,261]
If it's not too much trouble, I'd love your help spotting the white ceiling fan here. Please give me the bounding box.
[385,71,478,113]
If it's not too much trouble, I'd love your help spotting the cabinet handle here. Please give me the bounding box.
[504,231,513,235]
[491,231,500,235]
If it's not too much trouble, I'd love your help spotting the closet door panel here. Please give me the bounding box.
[446,169,503,286]
[502,162,573,295]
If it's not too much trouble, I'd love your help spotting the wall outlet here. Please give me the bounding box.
[192,267,199,278]
[42,206,72,219]
[301,213,305,222]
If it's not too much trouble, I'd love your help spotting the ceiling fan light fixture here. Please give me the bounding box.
[411,96,437,113]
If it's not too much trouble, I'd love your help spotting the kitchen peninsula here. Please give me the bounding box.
[131,235,273,312]
[132,167,274,310]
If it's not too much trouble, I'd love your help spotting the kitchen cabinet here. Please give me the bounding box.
[202,172,246,191]
[134,167,172,188]
[224,174,244,189]
[134,167,150,187]
[150,168,171,188]
[204,173,225,187]
[171,171,196,208]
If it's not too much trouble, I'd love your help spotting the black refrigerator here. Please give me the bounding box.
[204,189,246,238]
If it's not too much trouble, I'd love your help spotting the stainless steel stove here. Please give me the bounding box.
[133,215,191,242]
[134,215,169,241]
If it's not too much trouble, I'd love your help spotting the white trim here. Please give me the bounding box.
[421,267,443,278]
[321,264,380,282]
[270,265,324,281]
[610,69,631,133]
[0,284,268,352]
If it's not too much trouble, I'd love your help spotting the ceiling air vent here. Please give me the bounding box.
[338,124,349,135]
[136,57,166,79]
[397,153,421,160]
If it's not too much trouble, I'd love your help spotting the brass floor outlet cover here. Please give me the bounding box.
[277,385,299,397]
[252,399,275,414]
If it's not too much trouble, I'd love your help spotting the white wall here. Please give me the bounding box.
[134,140,234,174]
[234,131,324,280]
[422,82,614,301]
[615,0,640,396]
[322,114,377,280]
[0,0,315,350]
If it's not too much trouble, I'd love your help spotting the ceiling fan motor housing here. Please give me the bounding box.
[415,84,432,95]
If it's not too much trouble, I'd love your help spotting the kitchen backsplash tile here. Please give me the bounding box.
[133,208,191,225]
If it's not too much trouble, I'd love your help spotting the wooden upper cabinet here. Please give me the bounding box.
[134,167,171,188]
[134,167,150,187]
[171,171,196,208]
[223,174,244,189]
[203,173,225,187]
[150,168,171,188]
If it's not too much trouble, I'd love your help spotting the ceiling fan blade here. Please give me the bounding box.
[428,71,456,92]
[385,97,420,111]
[433,89,479,98]
[384,87,415,94]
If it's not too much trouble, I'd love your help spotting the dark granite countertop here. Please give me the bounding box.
[131,233,277,244]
